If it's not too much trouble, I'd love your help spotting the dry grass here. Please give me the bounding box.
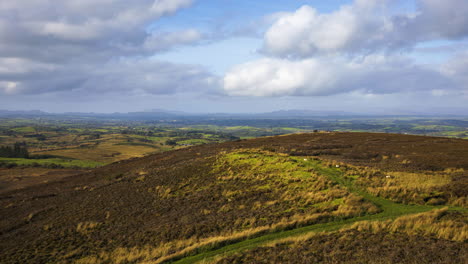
[383,171,452,189]
[74,212,343,264]
[35,134,158,164]
[339,163,466,206]
[212,209,467,264]
[76,221,101,235]
[214,228,467,264]
[204,209,467,263]
[349,208,468,242]
[73,150,383,264]
[0,167,84,194]
[74,226,275,264]
[213,149,379,215]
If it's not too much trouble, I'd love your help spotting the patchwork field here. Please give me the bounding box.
[0,121,242,171]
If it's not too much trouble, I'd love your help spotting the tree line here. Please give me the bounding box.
[0,142,30,158]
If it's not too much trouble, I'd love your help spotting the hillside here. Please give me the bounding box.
[0,132,467,263]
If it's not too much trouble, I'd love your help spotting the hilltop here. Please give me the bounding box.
[0,132,467,263]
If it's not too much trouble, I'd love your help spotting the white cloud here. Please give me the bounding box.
[0,0,196,60]
[0,0,216,97]
[224,0,468,98]
[1,0,467,108]
[0,58,56,75]
[263,1,388,57]
[83,59,217,95]
[224,58,341,96]
[0,58,217,96]
[143,29,203,52]
[0,81,19,94]
[223,55,459,97]
[263,0,468,57]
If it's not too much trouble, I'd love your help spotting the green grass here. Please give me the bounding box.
[171,158,461,264]
[304,161,444,216]
[225,126,259,130]
[411,125,458,131]
[312,198,344,208]
[0,157,103,168]
[177,139,210,145]
[67,128,86,132]
[90,129,110,132]
[11,126,36,133]
[173,210,433,264]
[114,142,159,148]
[277,127,306,132]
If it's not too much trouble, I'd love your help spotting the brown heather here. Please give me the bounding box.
[0,132,466,263]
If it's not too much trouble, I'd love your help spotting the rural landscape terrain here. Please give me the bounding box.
[0,113,467,263]
[1,111,467,193]
[2,0,468,263]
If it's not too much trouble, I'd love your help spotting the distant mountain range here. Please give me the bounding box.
[0,109,467,120]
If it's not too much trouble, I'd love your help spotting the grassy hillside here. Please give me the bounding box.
[0,132,466,263]
[214,208,467,263]
[216,226,466,263]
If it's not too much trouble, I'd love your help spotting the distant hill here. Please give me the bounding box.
[1,109,467,120]
[0,109,47,117]
[257,109,355,117]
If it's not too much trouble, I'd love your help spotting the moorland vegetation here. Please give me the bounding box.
[0,132,466,263]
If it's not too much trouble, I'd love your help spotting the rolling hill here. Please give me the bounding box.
[0,132,467,263]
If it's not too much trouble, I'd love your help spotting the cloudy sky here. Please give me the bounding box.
[0,0,467,114]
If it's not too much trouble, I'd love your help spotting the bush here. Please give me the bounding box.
[426,198,446,205]
[165,140,177,146]
[5,162,18,168]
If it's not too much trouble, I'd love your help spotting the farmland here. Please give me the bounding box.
[0,115,467,169]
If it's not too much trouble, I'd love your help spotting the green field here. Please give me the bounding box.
[0,157,103,168]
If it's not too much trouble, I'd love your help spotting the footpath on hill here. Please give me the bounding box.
[169,159,465,264]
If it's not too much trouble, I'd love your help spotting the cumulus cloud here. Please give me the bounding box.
[81,60,218,96]
[412,0,468,39]
[223,0,468,98]
[263,0,468,57]
[0,0,196,60]
[223,55,459,97]
[224,58,341,96]
[2,0,467,110]
[0,58,217,96]
[0,0,216,97]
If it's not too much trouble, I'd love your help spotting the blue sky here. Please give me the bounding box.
[150,1,345,74]
[0,0,467,114]
[153,0,419,75]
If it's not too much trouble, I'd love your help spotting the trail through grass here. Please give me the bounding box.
[171,158,463,264]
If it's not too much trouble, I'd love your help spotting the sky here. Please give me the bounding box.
[0,0,467,114]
